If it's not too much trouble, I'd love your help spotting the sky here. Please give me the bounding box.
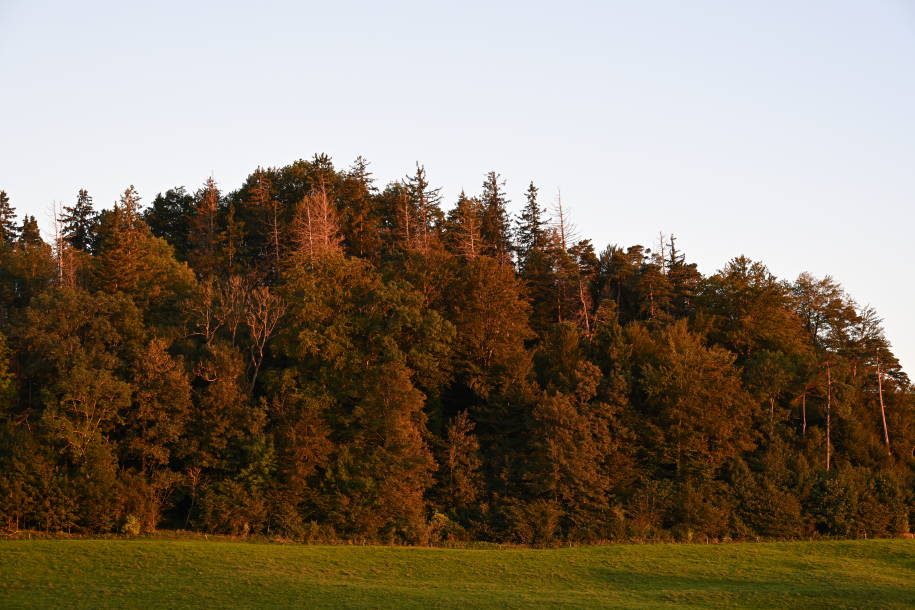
[1,0,913,372]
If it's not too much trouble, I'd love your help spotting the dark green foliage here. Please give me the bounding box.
[143,186,194,260]
[479,171,512,260]
[60,189,97,252]
[18,216,42,248]
[0,156,911,543]
[0,190,17,245]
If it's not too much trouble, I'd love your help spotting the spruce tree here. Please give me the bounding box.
[18,215,42,248]
[95,186,145,293]
[59,189,97,251]
[338,156,382,260]
[403,163,443,252]
[515,181,547,268]
[445,191,483,260]
[0,190,18,245]
[144,187,193,259]
[479,172,512,261]
[188,177,221,276]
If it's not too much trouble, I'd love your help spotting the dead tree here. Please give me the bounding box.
[292,182,342,261]
[245,286,287,392]
[877,357,891,456]
[216,275,250,346]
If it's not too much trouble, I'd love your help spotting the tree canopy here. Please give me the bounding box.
[0,156,911,543]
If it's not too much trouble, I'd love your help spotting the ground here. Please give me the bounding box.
[0,538,912,608]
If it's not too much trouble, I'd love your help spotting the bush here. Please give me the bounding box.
[121,514,142,536]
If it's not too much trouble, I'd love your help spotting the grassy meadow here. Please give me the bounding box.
[0,538,912,608]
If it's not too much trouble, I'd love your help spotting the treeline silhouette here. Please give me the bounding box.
[0,155,911,543]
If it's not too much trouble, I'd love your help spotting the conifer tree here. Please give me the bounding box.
[96,186,144,293]
[291,183,342,261]
[402,163,443,253]
[479,172,512,261]
[59,189,97,251]
[515,182,547,268]
[18,216,42,248]
[188,177,221,276]
[0,190,18,245]
[445,191,483,260]
[337,156,382,260]
[440,410,483,509]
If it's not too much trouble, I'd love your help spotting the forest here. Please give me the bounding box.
[0,155,911,544]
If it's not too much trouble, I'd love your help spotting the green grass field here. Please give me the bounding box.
[0,538,912,608]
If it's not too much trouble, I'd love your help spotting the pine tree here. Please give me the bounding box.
[59,189,97,251]
[188,177,221,276]
[18,216,42,248]
[126,338,192,477]
[445,191,483,260]
[440,410,483,510]
[219,201,244,274]
[402,163,443,253]
[479,172,512,261]
[291,183,342,261]
[0,190,18,245]
[95,186,145,293]
[515,182,547,269]
[338,156,382,260]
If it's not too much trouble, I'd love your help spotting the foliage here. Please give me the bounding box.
[0,157,912,543]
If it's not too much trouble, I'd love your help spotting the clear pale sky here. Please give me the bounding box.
[2,1,913,372]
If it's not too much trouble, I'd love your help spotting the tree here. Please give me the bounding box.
[124,338,192,476]
[244,285,287,392]
[337,156,382,260]
[479,172,512,261]
[515,182,547,268]
[528,323,630,539]
[60,189,97,252]
[0,191,17,245]
[187,178,221,276]
[276,254,449,541]
[395,163,443,254]
[18,216,42,249]
[439,410,483,510]
[635,320,755,479]
[144,187,194,260]
[95,186,145,293]
[291,182,342,261]
[94,187,195,320]
[0,332,15,415]
[444,191,483,260]
[256,169,283,273]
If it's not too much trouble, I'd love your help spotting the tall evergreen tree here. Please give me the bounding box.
[479,172,512,261]
[144,187,194,259]
[445,191,483,260]
[18,216,42,248]
[0,191,18,245]
[515,182,547,268]
[96,186,145,293]
[402,163,443,253]
[59,189,97,252]
[187,177,221,276]
[337,156,382,260]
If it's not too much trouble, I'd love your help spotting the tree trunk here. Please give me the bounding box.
[801,391,807,438]
[826,362,832,471]
[877,359,891,456]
